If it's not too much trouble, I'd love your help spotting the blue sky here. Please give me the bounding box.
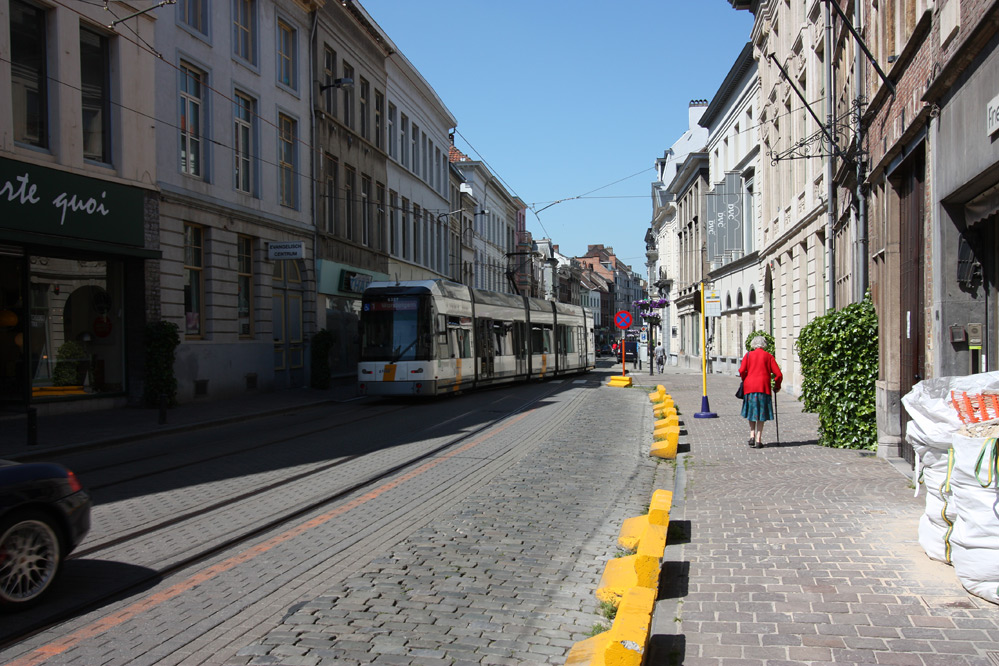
[363,1,755,272]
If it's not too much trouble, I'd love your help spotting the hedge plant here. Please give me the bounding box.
[53,340,87,386]
[311,329,334,389]
[795,293,878,450]
[144,320,181,407]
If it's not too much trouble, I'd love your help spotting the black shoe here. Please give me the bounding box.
[747,438,755,447]
[755,441,764,448]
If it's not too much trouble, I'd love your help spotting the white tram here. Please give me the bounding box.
[357,279,595,396]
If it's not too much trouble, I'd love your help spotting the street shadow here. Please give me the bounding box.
[646,633,686,666]
[667,520,691,545]
[768,438,818,448]
[677,442,691,454]
[658,560,690,600]
[0,558,160,646]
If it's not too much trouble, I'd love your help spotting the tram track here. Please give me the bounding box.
[0,383,563,652]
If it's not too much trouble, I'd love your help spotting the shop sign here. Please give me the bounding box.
[0,157,145,247]
[339,269,373,294]
[989,93,999,137]
[267,241,305,260]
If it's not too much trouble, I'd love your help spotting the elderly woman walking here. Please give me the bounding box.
[739,335,783,449]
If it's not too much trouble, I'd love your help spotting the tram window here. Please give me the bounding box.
[494,322,508,355]
[360,295,432,362]
[531,326,552,354]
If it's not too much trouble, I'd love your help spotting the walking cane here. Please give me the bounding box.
[773,385,780,445]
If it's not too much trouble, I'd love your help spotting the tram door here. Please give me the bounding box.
[513,322,528,377]
[272,260,305,388]
[477,318,494,379]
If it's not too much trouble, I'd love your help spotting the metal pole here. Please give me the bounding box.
[695,281,717,418]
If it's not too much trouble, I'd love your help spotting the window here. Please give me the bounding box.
[237,235,253,336]
[400,114,409,167]
[411,123,419,174]
[233,92,254,194]
[389,190,399,255]
[233,0,255,64]
[179,0,207,34]
[277,20,296,89]
[323,46,336,115]
[325,153,339,233]
[179,63,205,177]
[342,62,354,128]
[376,183,386,251]
[359,78,369,139]
[374,91,384,150]
[184,224,204,337]
[80,27,111,163]
[278,113,297,208]
[387,103,396,158]
[344,165,356,240]
[10,1,47,148]
[361,175,372,246]
[401,198,409,260]
[413,205,421,264]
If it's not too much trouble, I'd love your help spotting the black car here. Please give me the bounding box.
[596,344,612,357]
[0,459,92,609]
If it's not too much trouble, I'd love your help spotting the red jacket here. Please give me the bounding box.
[738,348,783,395]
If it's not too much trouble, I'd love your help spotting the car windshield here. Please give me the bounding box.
[360,295,433,362]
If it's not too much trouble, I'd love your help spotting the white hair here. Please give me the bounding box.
[751,336,767,349]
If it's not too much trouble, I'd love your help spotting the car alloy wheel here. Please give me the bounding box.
[0,513,63,609]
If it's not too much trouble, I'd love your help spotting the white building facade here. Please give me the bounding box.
[700,43,762,374]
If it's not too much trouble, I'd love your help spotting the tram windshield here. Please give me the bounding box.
[360,295,433,362]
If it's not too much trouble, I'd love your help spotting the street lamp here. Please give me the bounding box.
[319,77,354,93]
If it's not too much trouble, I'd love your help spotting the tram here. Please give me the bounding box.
[357,279,595,396]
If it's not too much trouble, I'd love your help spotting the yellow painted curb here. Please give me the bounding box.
[653,425,680,443]
[652,403,675,418]
[595,553,661,606]
[617,514,649,551]
[647,386,668,404]
[649,490,673,526]
[637,522,668,561]
[566,587,657,666]
[607,375,633,387]
[654,412,678,426]
[650,437,678,459]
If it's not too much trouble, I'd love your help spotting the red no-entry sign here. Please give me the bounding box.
[615,311,632,330]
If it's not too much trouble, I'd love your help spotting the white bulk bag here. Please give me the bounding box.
[948,435,999,604]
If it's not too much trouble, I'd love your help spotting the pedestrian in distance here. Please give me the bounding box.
[739,335,783,449]
[654,342,666,374]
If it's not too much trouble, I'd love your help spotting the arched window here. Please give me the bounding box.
[726,293,732,310]
[737,289,744,308]
[749,286,757,307]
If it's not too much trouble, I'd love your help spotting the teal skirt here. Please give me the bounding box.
[741,392,774,421]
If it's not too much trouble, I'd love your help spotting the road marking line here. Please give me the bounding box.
[8,413,527,666]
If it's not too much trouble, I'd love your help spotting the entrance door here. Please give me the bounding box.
[273,259,305,388]
[898,148,925,467]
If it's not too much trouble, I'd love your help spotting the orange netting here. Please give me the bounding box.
[950,390,999,424]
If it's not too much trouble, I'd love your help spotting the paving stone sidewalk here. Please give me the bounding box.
[644,370,999,666]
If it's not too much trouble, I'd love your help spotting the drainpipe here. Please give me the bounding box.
[854,1,868,300]
[825,0,836,311]
[309,10,320,320]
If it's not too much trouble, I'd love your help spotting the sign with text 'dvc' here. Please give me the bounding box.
[268,241,305,260]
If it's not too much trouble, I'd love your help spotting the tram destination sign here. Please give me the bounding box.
[0,157,146,247]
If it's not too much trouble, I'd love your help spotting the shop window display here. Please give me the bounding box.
[0,255,125,402]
